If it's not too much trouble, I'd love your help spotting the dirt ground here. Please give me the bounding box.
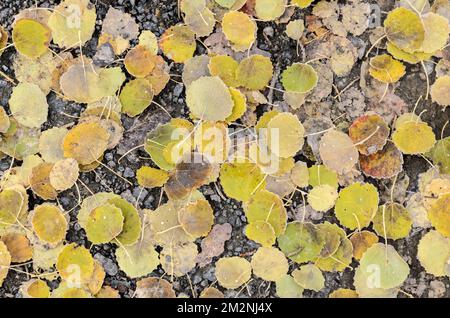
[0,0,449,298]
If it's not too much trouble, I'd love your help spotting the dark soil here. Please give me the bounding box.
[0,0,449,298]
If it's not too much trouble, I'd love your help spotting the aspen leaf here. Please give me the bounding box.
[384,7,425,53]
[430,76,450,108]
[160,242,198,277]
[316,222,341,258]
[0,233,32,263]
[99,7,139,55]
[200,287,224,298]
[349,114,390,155]
[56,243,95,285]
[392,121,436,155]
[39,127,68,163]
[136,166,169,188]
[369,54,406,83]
[220,161,266,202]
[373,203,412,240]
[350,230,379,260]
[319,130,359,174]
[251,247,288,282]
[358,243,409,289]
[124,45,157,78]
[30,163,58,200]
[386,42,432,64]
[329,288,359,298]
[277,222,324,264]
[215,257,252,289]
[359,142,404,179]
[209,55,239,87]
[119,78,154,117]
[144,119,194,171]
[63,122,110,165]
[292,264,325,292]
[60,62,125,104]
[107,197,142,246]
[12,19,50,59]
[334,183,379,230]
[186,76,233,121]
[135,277,176,298]
[292,0,314,8]
[160,25,196,63]
[255,0,287,21]
[427,137,450,174]
[165,152,212,200]
[244,190,287,236]
[417,230,450,276]
[315,224,353,272]
[245,221,276,247]
[276,275,304,298]
[227,88,247,122]
[282,63,318,93]
[49,158,79,191]
[178,199,214,238]
[222,11,257,52]
[420,12,450,54]
[308,165,338,188]
[116,237,159,278]
[30,204,68,246]
[265,112,305,158]
[285,19,304,41]
[48,0,96,48]
[9,83,48,128]
[20,280,50,298]
[308,184,338,212]
[428,193,450,237]
[85,204,124,244]
[0,241,11,287]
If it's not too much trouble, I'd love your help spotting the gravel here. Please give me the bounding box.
[0,0,449,299]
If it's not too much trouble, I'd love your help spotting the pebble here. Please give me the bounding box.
[94,253,119,276]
